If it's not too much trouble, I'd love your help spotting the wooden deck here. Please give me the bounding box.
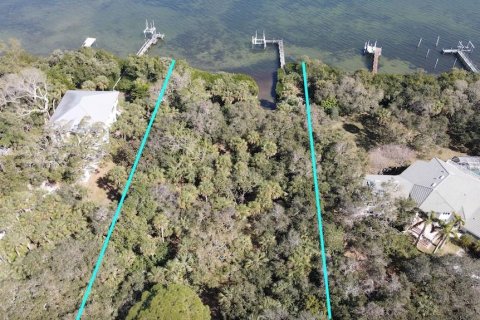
[278,40,285,69]
[442,48,479,73]
[137,20,165,57]
[364,41,382,74]
[82,37,96,48]
[372,47,382,74]
[265,40,285,68]
[252,33,285,69]
[458,51,478,73]
[137,34,164,56]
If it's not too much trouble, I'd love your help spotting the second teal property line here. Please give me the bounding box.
[301,62,333,319]
[75,59,176,320]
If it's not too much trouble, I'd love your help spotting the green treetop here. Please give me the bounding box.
[126,284,211,320]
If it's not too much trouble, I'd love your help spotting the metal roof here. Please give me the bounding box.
[50,90,119,130]
[401,158,450,189]
[82,38,96,48]
[405,159,480,237]
[367,158,480,238]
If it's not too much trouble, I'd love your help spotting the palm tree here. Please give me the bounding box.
[153,214,169,242]
[413,211,435,246]
[433,213,464,254]
[408,210,427,231]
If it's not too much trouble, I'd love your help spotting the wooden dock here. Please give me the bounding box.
[252,32,285,68]
[442,48,479,73]
[265,40,285,68]
[372,47,382,74]
[364,41,382,74]
[137,34,164,56]
[137,20,165,57]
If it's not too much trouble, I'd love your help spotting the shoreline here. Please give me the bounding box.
[3,44,478,109]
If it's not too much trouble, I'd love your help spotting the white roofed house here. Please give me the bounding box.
[49,90,120,180]
[365,158,480,250]
[50,90,119,132]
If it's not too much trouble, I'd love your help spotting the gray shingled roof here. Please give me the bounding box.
[401,158,450,189]
[50,90,119,130]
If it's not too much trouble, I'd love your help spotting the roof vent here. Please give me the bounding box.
[431,183,437,187]
[439,175,445,180]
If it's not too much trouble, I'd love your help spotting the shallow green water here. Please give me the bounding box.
[1,0,480,99]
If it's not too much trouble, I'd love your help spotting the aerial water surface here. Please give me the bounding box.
[1,0,480,100]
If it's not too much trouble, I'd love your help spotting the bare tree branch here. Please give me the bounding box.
[0,68,51,122]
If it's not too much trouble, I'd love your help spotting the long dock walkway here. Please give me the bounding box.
[114,20,164,90]
[252,32,285,68]
[137,34,163,56]
[442,49,479,73]
[137,20,165,57]
[372,47,382,74]
[265,40,285,68]
[364,41,382,74]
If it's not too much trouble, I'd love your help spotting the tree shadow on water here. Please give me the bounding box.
[259,70,278,110]
[260,99,276,109]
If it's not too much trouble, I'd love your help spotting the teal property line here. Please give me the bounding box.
[301,62,333,319]
[75,59,176,320]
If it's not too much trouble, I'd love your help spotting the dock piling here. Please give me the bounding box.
[417,38,423,48]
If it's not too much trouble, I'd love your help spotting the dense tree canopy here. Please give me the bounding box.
[126,284,210,320]
[0,43,479,319]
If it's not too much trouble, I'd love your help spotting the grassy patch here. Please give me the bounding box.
[437,241,463,256]
[191,67,259,95]
[81,160,115,206]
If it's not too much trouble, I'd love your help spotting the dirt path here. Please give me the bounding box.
[81,160,115,205]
